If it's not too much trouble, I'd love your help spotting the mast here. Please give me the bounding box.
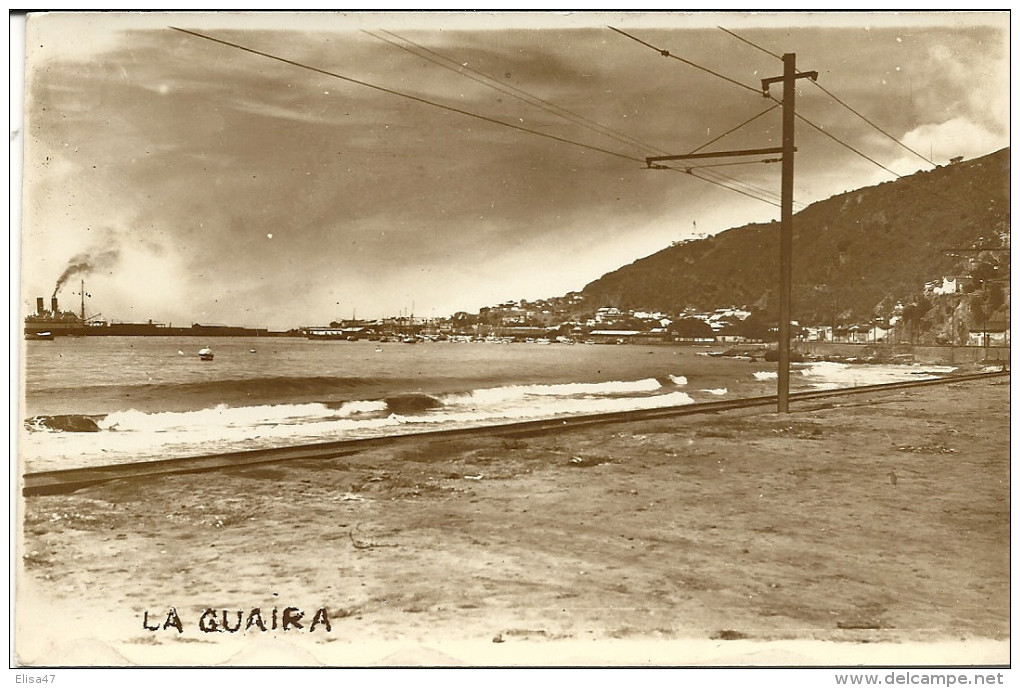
[80,279,85,323]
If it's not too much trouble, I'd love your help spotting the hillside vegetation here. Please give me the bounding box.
[581,148,1010,329]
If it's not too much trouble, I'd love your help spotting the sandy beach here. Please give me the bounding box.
[14,375,1009,666]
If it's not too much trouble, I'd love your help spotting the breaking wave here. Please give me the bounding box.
[752,362,958,389]
[23,374,695,471]
[796,362,956,387]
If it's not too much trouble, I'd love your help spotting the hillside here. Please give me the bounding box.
[580,148,1010,326]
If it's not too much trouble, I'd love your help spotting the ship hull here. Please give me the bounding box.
[24,323,271,338]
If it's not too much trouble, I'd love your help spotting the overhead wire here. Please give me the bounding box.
[717,26,782,61]
[616,24,919,184]
[686,103,780,154]
[698,167,800,209]
[368,28,667,157]
[751,92,904,180]
[375,26,791,208]
[170,26,645,165]
[808,80,936,167]
[684,102,797,207]
[712,33,972,220]
[374,27,787,207]
[608,26,762,95]
[682,158,781,170]
[679,169,781,208]
[793,108,903,179]
[718,26,935,172]
[604,27,798,206]
[607,26,801,207]
[172,26,786,211]
[652,160,789,208]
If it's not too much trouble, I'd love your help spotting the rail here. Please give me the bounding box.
[21,370,1008,496]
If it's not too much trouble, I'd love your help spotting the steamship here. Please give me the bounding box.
[24,295,89,338]
[25,286,271,339]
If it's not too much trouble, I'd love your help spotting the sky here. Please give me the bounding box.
[14,11,1010,330]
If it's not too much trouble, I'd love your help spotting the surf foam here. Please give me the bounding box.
[796,361,956,387]
[22,374,697,472]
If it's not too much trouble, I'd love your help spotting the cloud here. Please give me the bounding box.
[902,118,1005,164]
[18,13,1010,328]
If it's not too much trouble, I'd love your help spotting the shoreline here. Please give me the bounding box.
[21,370,1006,495]
[15,375,1010,666]
[20,359,1004,475]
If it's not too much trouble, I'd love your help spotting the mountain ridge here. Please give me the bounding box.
[579,148,1010,326]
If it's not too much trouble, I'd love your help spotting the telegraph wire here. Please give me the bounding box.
[657,162,789,208]
[173,26,788,210]
[170,27,644,165]
[377,25,790,207]
[607,26,793,205]
[794,110,903,179]
[687,103,780,154]
[717,28,937,168]
[755,93,902,180]
[661,159,787,200]
[685,102,803,206]
[374,28,786,206]
[808,80,936,167]
[717,26,782,61]
[699,167,804,209]
[608,26,762,95]
[608,26,800,206]
[619,21,920,183]
[656,158,790,207]
[684,158,781,170]
[369,29,666,157]
[681,169,782,208]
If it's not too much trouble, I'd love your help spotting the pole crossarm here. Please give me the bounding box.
[761,70,818,95]
[644,50,814,413]
[646,146,785,167]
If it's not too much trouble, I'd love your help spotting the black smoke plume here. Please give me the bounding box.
[52,249,121,297]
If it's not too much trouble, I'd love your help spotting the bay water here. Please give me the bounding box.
[19,337,953,471]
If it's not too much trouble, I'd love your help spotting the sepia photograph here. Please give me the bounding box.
[11,10,1010,674]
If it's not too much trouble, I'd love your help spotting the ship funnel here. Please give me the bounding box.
[36,297,44,315]
[51,297,59,314]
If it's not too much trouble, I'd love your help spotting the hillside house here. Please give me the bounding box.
[967,322,1010,347]
[927,277,958,295]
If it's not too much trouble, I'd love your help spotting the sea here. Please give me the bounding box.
[19,337,959,472]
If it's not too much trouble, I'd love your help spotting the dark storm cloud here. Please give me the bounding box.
[20,13,1008,328]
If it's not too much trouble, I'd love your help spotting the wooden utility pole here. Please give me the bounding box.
[762,54,816,412]
[647,52,814,413]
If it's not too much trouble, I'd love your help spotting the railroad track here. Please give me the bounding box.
[21,369,1008,496]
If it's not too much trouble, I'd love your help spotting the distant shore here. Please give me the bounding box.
[16,375,1009,666]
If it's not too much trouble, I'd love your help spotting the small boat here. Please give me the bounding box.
[198,347,214,361]
[28,331,54,341]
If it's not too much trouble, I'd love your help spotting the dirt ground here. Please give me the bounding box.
[14,376,1010,666]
